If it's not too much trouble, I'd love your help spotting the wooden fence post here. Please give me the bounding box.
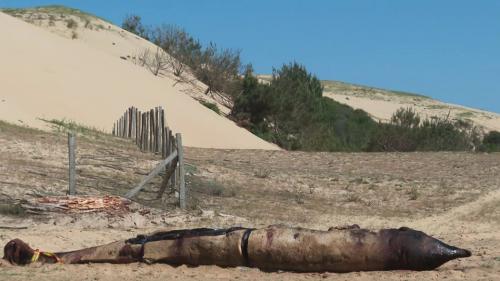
[68,133,76,195]
[154,107,159,153]
[176,133,186,209]
[169,130,176,189]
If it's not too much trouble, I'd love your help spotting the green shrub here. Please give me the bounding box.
[366,108,480,152]
[148,25,242,98]
[66,18,78,29]
[84,19,91,28]
[231,67,270,126]
[200,100,221,115]
[483,130,500,145]
[480,131,500,152]
[416,117,478,151]
[122,14,148,39]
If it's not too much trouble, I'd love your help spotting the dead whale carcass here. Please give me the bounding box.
[3,225,471,272]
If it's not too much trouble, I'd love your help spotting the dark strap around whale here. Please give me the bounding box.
[241,228,253,266]
[126,227,249,244]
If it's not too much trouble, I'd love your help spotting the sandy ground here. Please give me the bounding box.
[0,122,499,280]
[0,12,276,150]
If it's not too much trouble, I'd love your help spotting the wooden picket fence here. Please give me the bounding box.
[112,106,186,208]
[112,106,175,158]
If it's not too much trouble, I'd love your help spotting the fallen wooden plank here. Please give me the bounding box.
[156,157,178,200]
[125,150,178,199]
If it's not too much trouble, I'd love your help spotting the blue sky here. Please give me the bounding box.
[1,0,499,113]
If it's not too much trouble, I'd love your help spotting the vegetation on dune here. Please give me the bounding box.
[66,18,78,29]
[149,24,242,100]
[122,14,149,39]
[231,63,377,151]
[366,108,482,152]
[2,5,110,33]
[321,80,430,99]
[119,14,486,152]
[122,16,243,103]
[479,130,500,152]
[234,74,485,152]
[39,118,107,138]
[1,5,105,22]
[199,100,221,115]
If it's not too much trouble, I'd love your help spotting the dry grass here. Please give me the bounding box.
[183,148,500,222]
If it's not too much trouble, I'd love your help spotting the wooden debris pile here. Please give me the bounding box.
[22,196,131,215]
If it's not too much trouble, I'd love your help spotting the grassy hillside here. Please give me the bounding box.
[257,75,428,99]
[321,80,429,99]
[2,5,107,22]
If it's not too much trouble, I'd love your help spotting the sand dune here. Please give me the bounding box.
[321,81,500,132]
[2,7,231,113]
[0,12,277,150]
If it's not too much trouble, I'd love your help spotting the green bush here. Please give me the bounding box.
[150,24,202,68]
[483,130,500,145]
[124,20,242,99]
[231,66,271,126]
[417,117,478,151]
[200,100,221,115]
[366,108,480,152]
[66,18,78,29]
[480,130,500,152]
[122,14,149,39]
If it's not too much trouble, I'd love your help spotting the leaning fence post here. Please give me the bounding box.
[176,133,186,209]
[68,132,76,195]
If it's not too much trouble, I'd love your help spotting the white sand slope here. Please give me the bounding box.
[0,12,277,149]
[322,81,500,133]
[2,7,231,114]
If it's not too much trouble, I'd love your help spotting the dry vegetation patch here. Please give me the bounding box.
[184,148,500,223]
